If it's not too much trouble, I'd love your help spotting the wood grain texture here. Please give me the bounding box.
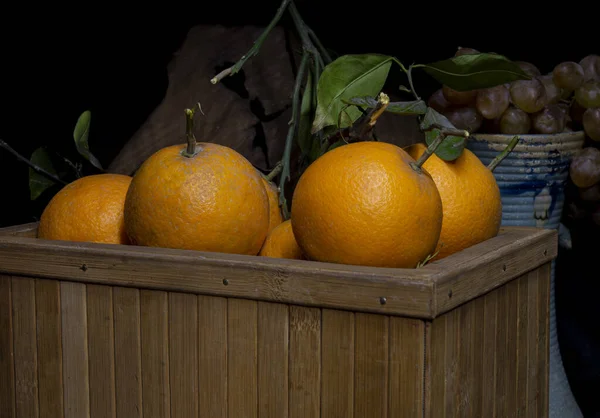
[0,225,557,319]
[228,299,258,418]
[0,276,16,418]
[321,309,354,418]
[113,287,142,418]
[61,281,90,418]
[11,277,39,418]
[289,306,320,418]
[198,295,228,418]
[354,313,389,418]
[0,226,554,418]
[35,279,64,418]
[86,284,116,418]
[140,290,170,418]
[258,302,289,418]
[431,227,557,316]
[169,292,199,418]
[426,263,551,417]
[388,317,425,418]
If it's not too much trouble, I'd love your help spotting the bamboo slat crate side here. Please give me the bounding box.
[0,223,557,418]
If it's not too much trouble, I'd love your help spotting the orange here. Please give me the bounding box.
[261,177,284,235]
[124,142,270,255]
[291,141,443,268]
[259,220,304,259]
[38,173,132,244]
[405,143,502,259]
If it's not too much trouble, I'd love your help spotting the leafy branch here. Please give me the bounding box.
[0,139,66,186]
[209,0,530,213]
[210,0,331,217]
[0,110,104,200]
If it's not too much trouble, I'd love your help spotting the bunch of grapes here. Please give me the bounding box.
[428,48,600,226]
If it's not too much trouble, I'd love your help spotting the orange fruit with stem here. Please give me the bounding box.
[290,140,443,268]
[38,173,133,244]
[123,105,270,255]
[405,142,502,260]
[259,219,304,259]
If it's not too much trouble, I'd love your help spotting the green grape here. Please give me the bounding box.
[515,61,542,78]
[570,100,586,124]
[509,79,547,113]
[443,106,483,133]
[579,183,600,202]
[574,81,600,108]
[428,88,451,113]
[552,61,585,91]
[538,75,563,104]
[582,108,600,141]
[475,85,510,119]
[455,47,479,57]
[499,106,532,134]
[531,104,566,134]
[442,85,477,105]
[569,147,600,188]
[579,54,600,82]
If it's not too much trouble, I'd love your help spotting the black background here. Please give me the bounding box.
[1,3,599,415]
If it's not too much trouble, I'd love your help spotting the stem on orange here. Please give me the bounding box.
[182,103,203,158]
[411,126,470,172]
[487,135,519,172]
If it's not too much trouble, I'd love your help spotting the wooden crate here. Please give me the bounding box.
[0,222,556,418]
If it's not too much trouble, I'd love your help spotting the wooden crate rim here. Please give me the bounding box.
[0,222,557,319]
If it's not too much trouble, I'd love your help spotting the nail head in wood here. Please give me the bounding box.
[80,264,88,272]
[222,278,229,286]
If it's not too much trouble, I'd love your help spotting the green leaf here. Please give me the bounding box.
[421,53,531,92]
[312,54,393,133]
[298,69,316,156]
[419,108,466,161]
[29,148,58,200]
[343,96,428,116]
[73,110,103,170]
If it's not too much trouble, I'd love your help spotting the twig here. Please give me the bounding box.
[406,65,421,100]
[413,135,445,170]
[321,93,391,146]
[0,139,67,185]
[394,59,421,101]
[411,127,468,171]
[210,0,292,84]
[306,26,332,64]
[265,161,283,182]
[279,50,310,219]
[487,135,519,172]
[350,92,390,141]
[288,2,316,52]
[422,123,471,138]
